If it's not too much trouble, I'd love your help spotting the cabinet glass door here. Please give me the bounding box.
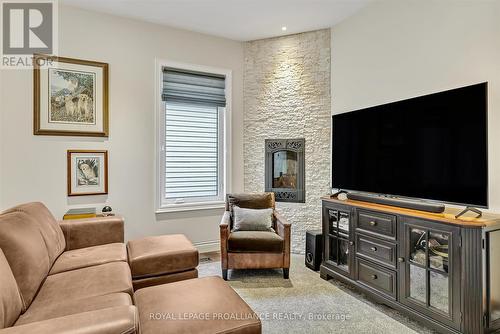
[329,237,350,272]
[400,219,460,330]
[487,230,500,328]
[326,209,352,276]
[408,228,426,303]
[407,228,450,311]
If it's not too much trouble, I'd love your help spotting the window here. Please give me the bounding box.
[156,61,231,212]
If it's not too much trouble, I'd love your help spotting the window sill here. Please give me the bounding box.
[155,201,226,213]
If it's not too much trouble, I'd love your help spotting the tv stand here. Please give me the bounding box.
[321,196,500,334]
[346,192,445,213]
[455,206,482,219]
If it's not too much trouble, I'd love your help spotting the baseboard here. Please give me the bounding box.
[194,240,220,253]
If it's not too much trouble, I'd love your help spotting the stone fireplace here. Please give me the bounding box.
[244,29,331,253]
[265,139,305,203]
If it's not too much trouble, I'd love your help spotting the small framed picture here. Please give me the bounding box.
[34,54,109,137]
[67,150,108,196]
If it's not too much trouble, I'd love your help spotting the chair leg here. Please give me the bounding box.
[222,269,228,281]
[283,268,289,279]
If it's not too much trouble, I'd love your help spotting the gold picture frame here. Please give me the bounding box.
[67,150,108,196]
[34,54,109,137]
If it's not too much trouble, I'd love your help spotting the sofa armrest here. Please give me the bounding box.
[59,216,124,251]
[274,211,291,268]
[0,306,138,334]
[220,211,231,270]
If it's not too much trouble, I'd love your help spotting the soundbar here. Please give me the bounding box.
[346,192,445,213]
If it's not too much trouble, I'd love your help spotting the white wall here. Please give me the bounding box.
[332,0,500,210]
[0,5,244,247]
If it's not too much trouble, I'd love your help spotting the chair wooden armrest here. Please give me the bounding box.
[219,211,231,279]
[274,211,291,274]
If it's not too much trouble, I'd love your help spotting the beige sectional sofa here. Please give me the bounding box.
[0,203,136,333]
[0,202,261,334]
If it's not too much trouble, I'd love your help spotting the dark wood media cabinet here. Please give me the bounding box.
[320,196,500,334]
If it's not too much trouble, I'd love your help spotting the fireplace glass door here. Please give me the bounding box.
[272,151,298,189]
[265,139,305,203]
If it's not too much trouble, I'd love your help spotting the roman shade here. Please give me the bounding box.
[162,68,226,106]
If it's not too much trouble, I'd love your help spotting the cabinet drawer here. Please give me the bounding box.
[356,234,397,268]
[356,210,396,240]
[356,258,397,299]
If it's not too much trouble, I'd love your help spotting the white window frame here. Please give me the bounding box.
[155,59,232,213]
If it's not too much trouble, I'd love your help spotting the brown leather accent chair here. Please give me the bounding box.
[220,193,291,280]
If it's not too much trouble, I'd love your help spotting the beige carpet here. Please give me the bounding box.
[198,254,435,334]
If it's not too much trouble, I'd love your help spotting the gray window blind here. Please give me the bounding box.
[162,68,226,106]
[162,68,226,201]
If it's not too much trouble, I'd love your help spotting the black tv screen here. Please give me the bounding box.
[332,83,488,208]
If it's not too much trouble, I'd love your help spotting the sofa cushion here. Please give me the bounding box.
[59,216,124,251]
[135,277,261,334]
[232,206,274,232]
[29,262,133,310]
[226,193,275,213]
[49,243,127,275]
[15,293,132,326]
[127,235,198,278]
[0,249,23,329]
[0,211,50,310]
[3,202,65,266]
[132,269,198,291]
[228,231,284,253]
[5,306,138,334]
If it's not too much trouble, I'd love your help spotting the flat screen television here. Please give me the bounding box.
[332,82,488,208]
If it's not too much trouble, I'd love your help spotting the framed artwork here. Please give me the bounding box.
[67,150,108,196]
[34,54,109,137]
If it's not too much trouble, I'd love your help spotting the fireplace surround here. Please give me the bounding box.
[265,139,305,203]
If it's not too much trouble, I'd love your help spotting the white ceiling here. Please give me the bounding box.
[60,0,371,41]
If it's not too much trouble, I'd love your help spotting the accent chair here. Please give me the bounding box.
[220,193,291,280]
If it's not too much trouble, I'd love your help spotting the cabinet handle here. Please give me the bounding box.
[370,274,378,280]
[370,246,377,252]
[369,221,377,226]
[349,241,354,246]
[398,257,405,263]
